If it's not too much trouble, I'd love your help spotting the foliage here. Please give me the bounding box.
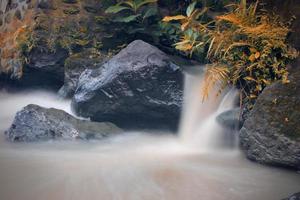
[49,21,91,54]
[163,0,298,103]
[15,25,36,68]
[103,0,160,46]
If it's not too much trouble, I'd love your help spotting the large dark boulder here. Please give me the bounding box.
[240,69,300,169]
[5,104,122,142]
[58,49,110,98]
[72,40,183,130]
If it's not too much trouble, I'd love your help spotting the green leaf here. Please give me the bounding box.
[122,1,134,9]
[105,5,130,14]
[113,14,141,23]
[75,39,90,46]
[143,7,158,19]
[186,1,197,17]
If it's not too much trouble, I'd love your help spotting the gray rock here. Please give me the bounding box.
[72,40,183,130]
[282,192,300,200]
[5,104,122,142]
[240,69,300,169]
[216,108,241,129]
[58,49,110,98]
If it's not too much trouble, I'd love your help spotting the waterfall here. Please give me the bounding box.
[179,70,239,151]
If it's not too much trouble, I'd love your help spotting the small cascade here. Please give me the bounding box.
[179,70,239,151]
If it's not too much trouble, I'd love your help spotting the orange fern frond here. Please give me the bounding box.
[201,65,229,102]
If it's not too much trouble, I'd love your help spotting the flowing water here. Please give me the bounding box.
[0,74,299,200]
[179,73,239,151]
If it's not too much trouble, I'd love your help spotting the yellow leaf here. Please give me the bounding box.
[216,13,241,25]
[249,54,256,62]
[244,76,256,82]
[249,48,257,53]
[175,43,193,51]
[256,84,262,91]
[255,51,260,59]
[282,79,290,84]
[162,15,186,22]
[181,21,190,31]
[261,79,270,85]
[250,94,257,99]
[282,73,290,84]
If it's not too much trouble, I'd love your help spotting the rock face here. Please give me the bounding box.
[240,69,300,169]
[19,48,69,89]
[58,49,110,98]
[72,40,183,129]
[5,104,122,142]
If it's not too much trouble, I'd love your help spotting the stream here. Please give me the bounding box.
[0,76,299,200]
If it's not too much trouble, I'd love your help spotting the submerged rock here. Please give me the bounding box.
[72,40,183,130]
[58,49,110,98]
[240,69,300,169]
[5,104,122,142]
[282,192,300,200]
[216,108,241,129]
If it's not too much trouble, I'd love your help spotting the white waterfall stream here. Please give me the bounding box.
[179,73,239,151]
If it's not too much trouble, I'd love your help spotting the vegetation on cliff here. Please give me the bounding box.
[163,0,298,105]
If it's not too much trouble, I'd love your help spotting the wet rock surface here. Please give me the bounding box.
[72,40,183,130]
[240,69,300,169]
[58,49,110,98]
[5,104,122,142]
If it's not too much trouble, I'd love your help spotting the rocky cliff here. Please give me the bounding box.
[0,0,109,88]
